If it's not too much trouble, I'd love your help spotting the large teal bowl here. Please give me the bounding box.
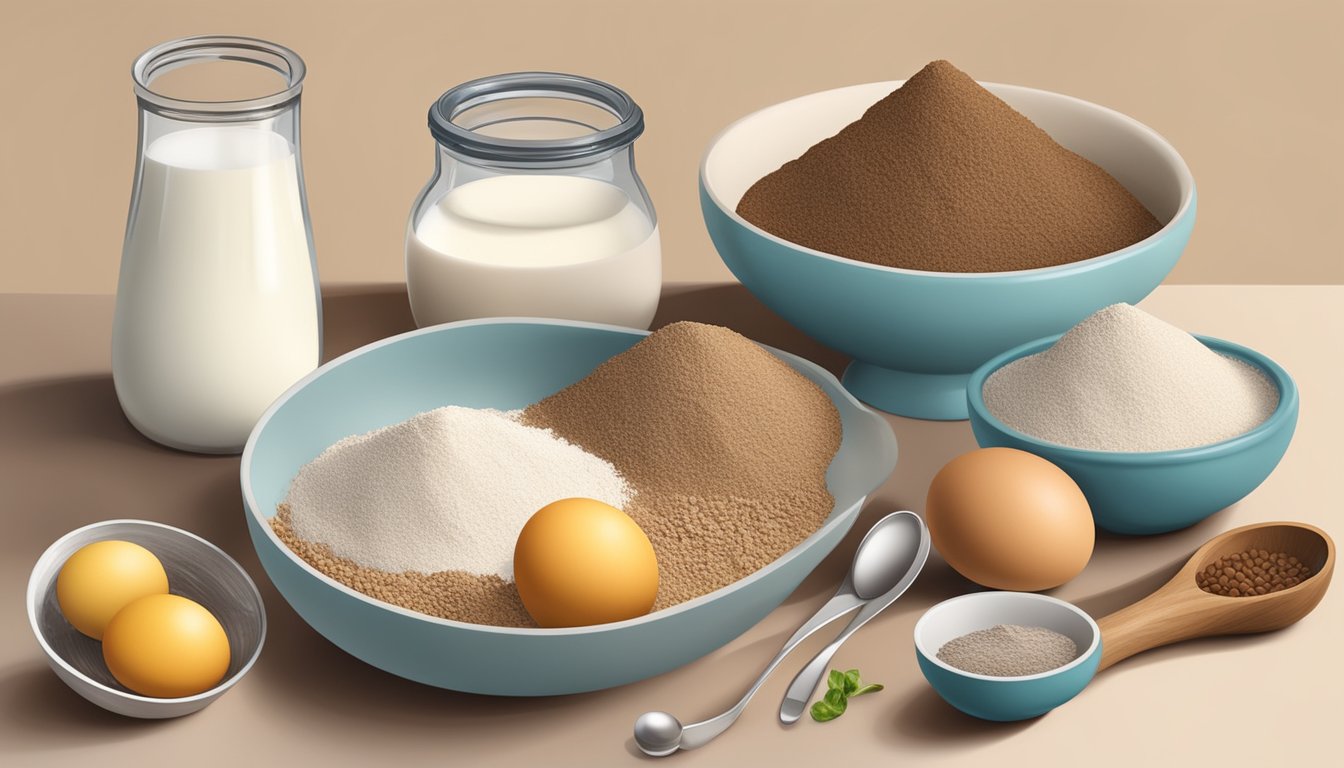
[967,334,1298,535]
[914,592,1101,722]
[701,81,1195,421]
[241,318,897,695]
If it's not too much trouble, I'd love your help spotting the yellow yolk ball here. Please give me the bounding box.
[513,498,659,628]
[56,540,170,640]
[102,594,232,698]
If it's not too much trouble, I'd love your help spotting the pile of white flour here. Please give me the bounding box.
[283,406,631,579]
[983,304,1279,452]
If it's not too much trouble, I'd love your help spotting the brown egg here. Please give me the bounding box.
[925,448,1093,591]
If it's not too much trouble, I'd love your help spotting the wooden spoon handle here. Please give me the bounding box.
[1096,594,1171,672]
[1095,585,1220,671]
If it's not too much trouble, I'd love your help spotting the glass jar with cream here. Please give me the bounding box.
[405,72,661,329]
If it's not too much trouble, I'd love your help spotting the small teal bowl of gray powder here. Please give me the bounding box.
[967,303,1298,535]
[914,592,1101,722]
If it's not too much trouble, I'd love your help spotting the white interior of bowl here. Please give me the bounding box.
[913,591,1100,681]
[703,80,1192,227]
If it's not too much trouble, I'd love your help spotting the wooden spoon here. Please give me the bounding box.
[1097,521,1334,671]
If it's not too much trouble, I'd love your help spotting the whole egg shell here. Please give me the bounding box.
[925,448,1093,591]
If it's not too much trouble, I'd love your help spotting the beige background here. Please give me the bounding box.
[2,0,1342,292]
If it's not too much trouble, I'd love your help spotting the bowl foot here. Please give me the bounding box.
[842,362,970,421]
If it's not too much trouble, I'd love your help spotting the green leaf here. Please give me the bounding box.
[811,668,881,723]
[843,669,860,695]
[810,700,841,722]
[827,669,846,691]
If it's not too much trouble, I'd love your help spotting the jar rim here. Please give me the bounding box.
[132,35,306,121]
[429,72,645,165]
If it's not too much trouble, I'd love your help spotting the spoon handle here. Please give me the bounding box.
[678,589,864,749]
[1096,576,1289,671]
[779,528,930,724]
[778,599,880,723]
[1095,586,1196,671]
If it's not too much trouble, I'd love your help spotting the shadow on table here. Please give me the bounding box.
[882,685,1041,747]
[1074,508,1231,619]
[0,375,245,562]
[320,283,416,360]
[0,663,171,753]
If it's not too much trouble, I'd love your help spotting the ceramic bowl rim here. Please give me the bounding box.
[966,332,1299,464]
[25,518,268,706]
[241,316,897,638]
[700,79,1195,280]
[913,591,1101,683]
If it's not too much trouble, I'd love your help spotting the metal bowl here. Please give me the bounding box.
[26,519,266,718]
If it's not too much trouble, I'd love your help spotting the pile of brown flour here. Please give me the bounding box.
[736,60,1161,272]
[273,321,842,627]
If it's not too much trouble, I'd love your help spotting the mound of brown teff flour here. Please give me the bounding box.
[523,322,839,500]
[736,60,1162,272]
[524,322,842,615]
[274,321,842,627]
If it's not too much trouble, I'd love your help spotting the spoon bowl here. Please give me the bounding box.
[632,711,683,757]
[851,512,924,598]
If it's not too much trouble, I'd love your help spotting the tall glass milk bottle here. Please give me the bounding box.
[405,73,661,329]
[113,37,321,454]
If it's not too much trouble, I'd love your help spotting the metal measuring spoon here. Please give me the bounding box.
[779,512,929,723]
[633,511,927,756]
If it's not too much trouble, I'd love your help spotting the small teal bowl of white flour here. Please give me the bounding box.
[240,318,896,695]
[967,304,1298,535]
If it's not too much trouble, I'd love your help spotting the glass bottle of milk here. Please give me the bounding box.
[113,37,321,454]
[405,73,660,329]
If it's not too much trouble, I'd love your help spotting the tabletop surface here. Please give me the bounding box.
[1,283,1339,766]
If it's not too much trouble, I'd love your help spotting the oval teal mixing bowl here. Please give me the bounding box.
[241,318,897,695]
[701,81,1195,421]
[967,334,1298,535]
[914,592,1101,722]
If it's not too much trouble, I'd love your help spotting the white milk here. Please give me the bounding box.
[113,127,320,453]
[405,174,661,328]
